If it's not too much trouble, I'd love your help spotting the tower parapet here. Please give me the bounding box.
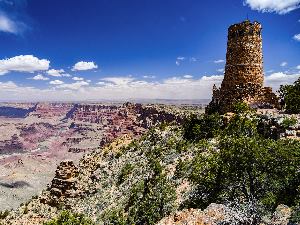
[206,20,278,114]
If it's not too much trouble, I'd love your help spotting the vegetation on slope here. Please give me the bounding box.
[3,102,300,225]
[43,211,94,225]
[279,76,300,113]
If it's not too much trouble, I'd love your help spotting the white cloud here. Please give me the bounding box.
[214,59,225,63]
[244,0,300,14]
[296,65,300,69]
[1,72,299,101]
[293,34,300,41]
[201,75,224,82]
[72,76,84,81]
[176,57,185,66]
[30,74,49,81]
[97,81,106,85]
[72,61,98,71]
[56,81,89,90]
[183,75,193,79]
[101,76,135,86]
[46,69,71,77]
[280,61,288,67]
[0,13,26,35]
[217,68,224,73]
[0,81,18,89]
[265,72,300,89]
[0,55,50,75]
[49,80,64,85]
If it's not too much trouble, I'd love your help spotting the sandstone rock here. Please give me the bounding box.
[42,160,80,206]
[270,204,292,225]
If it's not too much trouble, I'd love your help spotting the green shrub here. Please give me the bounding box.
[126,174,176,224]
[44,211,94,225]
[183,113,223,141]
[0,210,9,219]
[101,208,127,225]
[185,136,300,211]
[290,205,300,223]
[232,101,253,114]
[281,116,297,129]
[223,112,258,138]
[117,163,134,185]
[279,77,300,113]
[106,156,176,225]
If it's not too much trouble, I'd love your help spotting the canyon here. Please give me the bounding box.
[0,102,203,211]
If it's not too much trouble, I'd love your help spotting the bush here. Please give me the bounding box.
[117,163,134,185]
[183,113,223,141]
[279,77,300,113]
[185,136,300,211]
[126,171,176,224]
[232,101,252,114]
[106,156,176,225]
[44,211,94,225]
[281,116,297,129]
[101,208,127,225]
[290,205,300,223]
[223,112,258,138]
[0,210,9,219]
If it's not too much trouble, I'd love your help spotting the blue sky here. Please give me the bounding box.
[0,0,299,101]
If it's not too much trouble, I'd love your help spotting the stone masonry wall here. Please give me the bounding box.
[207,20,278,114]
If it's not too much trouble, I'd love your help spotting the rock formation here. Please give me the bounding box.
[157,203,293,225]
[207,20,279,114]
[41,160,80,206]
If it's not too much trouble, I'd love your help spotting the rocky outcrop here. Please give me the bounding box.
[157,204,293,225]
[0,134,24,154]
[41,160,80,206]
[29,103,74,119]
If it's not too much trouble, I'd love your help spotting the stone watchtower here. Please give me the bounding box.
[207,20,278,114]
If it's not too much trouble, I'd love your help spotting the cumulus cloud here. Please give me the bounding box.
[46,69,71,77]
[49,80,64,85]
[56,81,89,90]
[72,61,98,71]
[100,76,135,86]
[296,65,300,70]
[293,34,300,41]
[280,61,288,67]
[244,0,300,14]
[1,72,299,101]
[29,74,49,81]
[265,72,300,89]
[214,59,225,63]
[72,76,84,81]
[217,68,224,73]
[0,13,26,35]
[0,55,50,75]
[0,81,18,89]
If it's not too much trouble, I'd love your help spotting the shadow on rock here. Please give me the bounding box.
[0,181,31,188]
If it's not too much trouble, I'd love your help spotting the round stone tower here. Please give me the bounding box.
[206,20,278,114]
[222,20,263,91]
